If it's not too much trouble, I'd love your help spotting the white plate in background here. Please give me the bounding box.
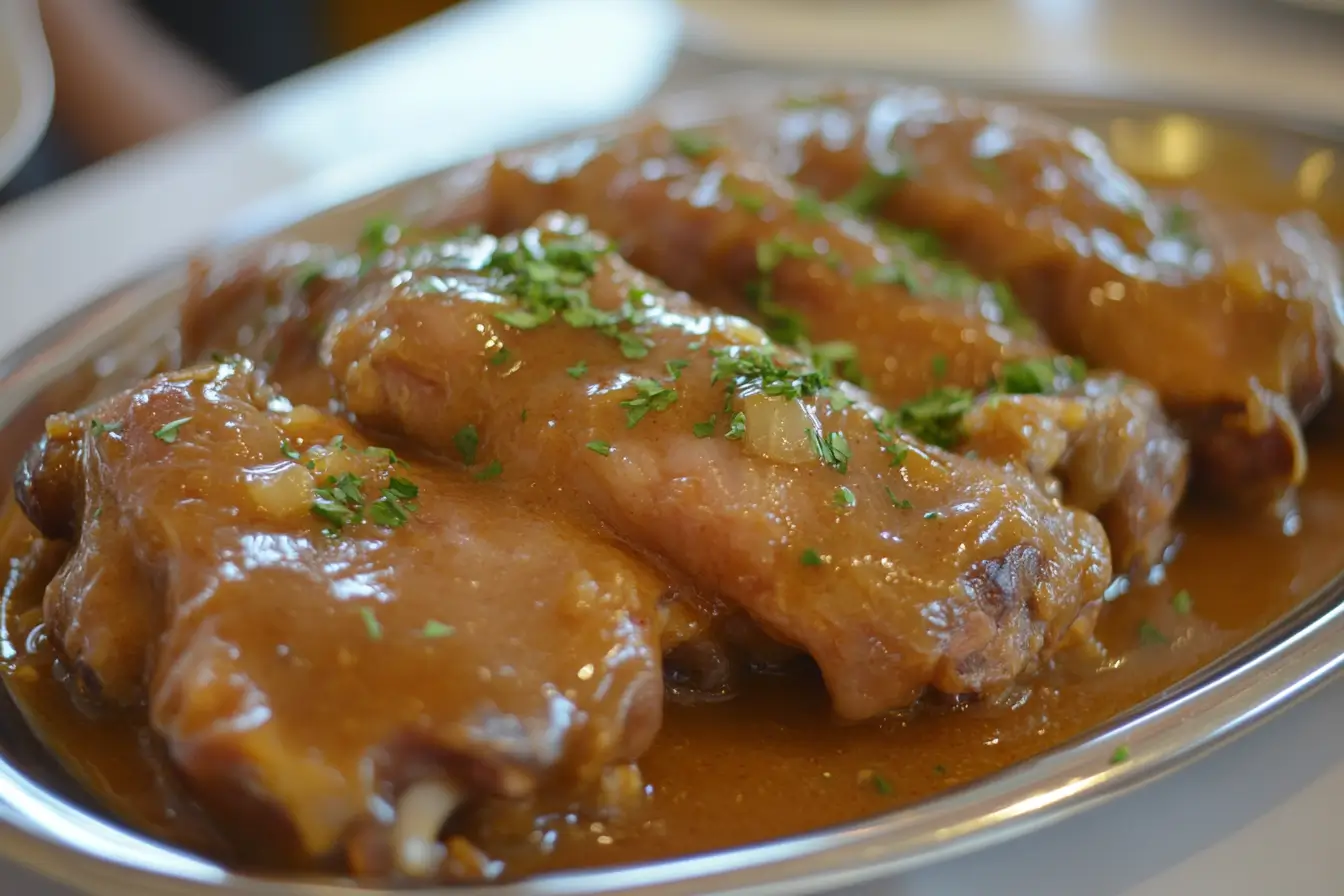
[0,0,53,189]
[677,0,1344,127]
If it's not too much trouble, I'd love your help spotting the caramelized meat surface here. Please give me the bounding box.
[307,213,1111,720]
[766,86,1338,504]
[464,129,1187,572]
[15,360,665,871]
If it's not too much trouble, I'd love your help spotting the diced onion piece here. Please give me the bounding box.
[244,462,315,519]
[741,393,820,465]
[393,779,463,877]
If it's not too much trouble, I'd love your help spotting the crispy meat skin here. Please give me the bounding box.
[767,86,1337,503]
[313,214,1111,720]
[14,362,664,866]
[461,128,1187,573]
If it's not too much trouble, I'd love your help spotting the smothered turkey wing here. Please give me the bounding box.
[14,360,665,870]
[464,130,1187,573]
[312,213,1112,720]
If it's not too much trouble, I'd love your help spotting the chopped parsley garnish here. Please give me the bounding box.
[890,387,974,449]
[487,346,513,366]
[586,440,612,456]
[809,341,865,385]
[711,347,831,402]
[359,606,383,641]
[315,467,418,534]
[453,425,480,466]
[153,417,192,444]
[827,388,854,412]
[1172,589,1193,614]
[885,486,913,509]
[617,332,653,360]
[421,620,456,639]
[566,360,588,379]
[834,486,856,508]
[994,356,1086,395]
[520,408,529,422]
[280,440,302,460]
[1138,621,1169,647]
[666,359,690,380]
[836,167,908,217]
[807,428,851,473]
[923,511,941,520]
[800,548,824,566]
[329,435,347,451]
[748,236,831,345]
[1110,745,1130,765]
[870,773,894,796]
[621,378,679,428]
[671,129,717,159]
[724,411,747,440]
[1162,203,1200,247]
[692,416,717,438]
[933,764,947,776]
[726,185,767,213]
[89,419,122,438]
[364,446,407,467]
[473,459,503,481]
[931,355,949,380]
[793,189,826,221]
[856,258,921,291]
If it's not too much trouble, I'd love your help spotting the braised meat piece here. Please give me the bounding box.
[13,359,665,874]
[307,212,1111,720]
[766,85,1338,505]
[463,129,1187,573]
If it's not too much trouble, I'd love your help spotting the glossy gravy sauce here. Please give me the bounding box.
[0,167,1341,879]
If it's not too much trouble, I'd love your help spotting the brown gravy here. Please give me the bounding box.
[3,418,1343,876]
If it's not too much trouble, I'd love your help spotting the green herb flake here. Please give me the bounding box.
[520,408,529,422]
[359,606,383,641]
[487,346,513,366]
[89,419,122,438]
[827,388,854,412]
[281,440,302,461]
[617,332,652,360]
[724,411,748,441]
[566,360,589,379]
[586,440,612,456]
[837,167,908,217]
[621,378,680,428]
[1172,589,1193,615]
[153,417,193,444]
[671,129,717,159]
[1110,745,1130,765]
[923,511,941,520]
[933,764,947,776]
[889,387,974,449]
[453,425,480,466]
[421,620,456,639]
[693,416,717,439]
[870,773,894,796]
[474,459,503,481]
[1138,621,1169,647]
[834,486,856,509]
[666,359,690,380]
[884,486,913,509]
[726,185,767,214]
[931,354,949,380]
[800,548,824,567]
[793,190,826,221]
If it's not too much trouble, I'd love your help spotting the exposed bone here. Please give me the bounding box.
[392,779,463,878]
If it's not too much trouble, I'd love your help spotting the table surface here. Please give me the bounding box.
[1,0,1342,893]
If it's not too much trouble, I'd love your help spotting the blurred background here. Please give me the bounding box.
[1,0,472,203]
[5,0,1344,209]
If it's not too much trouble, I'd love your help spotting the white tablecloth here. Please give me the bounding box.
[1,1,1341,893]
